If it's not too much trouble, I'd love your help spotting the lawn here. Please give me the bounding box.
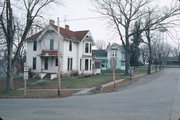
[30,71,129,89]
[0,67,151,98]
[0,68,148,90]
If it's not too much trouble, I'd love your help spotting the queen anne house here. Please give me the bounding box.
[92,43,125,70]
[26,20,95,79]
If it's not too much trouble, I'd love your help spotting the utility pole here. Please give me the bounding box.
[111,58,116,88]
[57,17,61,96]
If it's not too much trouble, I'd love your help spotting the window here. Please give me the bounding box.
[50,39,54,50]
[85,43,89,53]
[85,59,89,71]
[95,62,101,69]
[121,52,125,59]
[90,59,92,70]
[67,58,73,71]
[121,61,125,66]
[55,58,58,66]
[90,43,92,53]
[111,50,117,58]
[69,41,72,51]
[33,57,36,70]
[44,58,48,70]
[101,60,107,68]
[33,41,37,51]
[80,59,82,71]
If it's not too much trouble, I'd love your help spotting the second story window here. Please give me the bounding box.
[90,43,92,53]
[33,40,37,51]
[111,50,117,58]
[85,42,92,53]
[69,41,72,51]
[50,39,54,50]
[85,43,89,53]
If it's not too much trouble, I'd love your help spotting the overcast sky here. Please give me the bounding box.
[43,0,180,46]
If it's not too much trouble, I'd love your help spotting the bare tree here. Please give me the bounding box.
[95,40,106,50]
[0,0,61,90]
[142,4,180,74]
[94,0,151,74]
[172,45,180,65]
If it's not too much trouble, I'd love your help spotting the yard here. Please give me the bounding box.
[0,66,152,98]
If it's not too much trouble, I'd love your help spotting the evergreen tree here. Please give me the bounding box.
[130,21,143,67]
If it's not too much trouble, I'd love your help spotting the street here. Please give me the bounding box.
[0,68,180,120]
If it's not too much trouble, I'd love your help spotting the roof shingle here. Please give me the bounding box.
[26,25,89,42]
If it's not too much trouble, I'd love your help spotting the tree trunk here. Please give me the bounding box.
[125,26,130,75]
[6,42,13,90]
[147,62,151,74]
[146,29,152,74]
[125,50,130,75]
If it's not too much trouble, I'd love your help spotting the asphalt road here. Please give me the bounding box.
[0,68,180,120]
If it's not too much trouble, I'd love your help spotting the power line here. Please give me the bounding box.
[61,16,107,22]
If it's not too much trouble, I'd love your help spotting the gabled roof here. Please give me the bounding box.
[92,50,107,57]
[26,25,89,42]
[106,43,125,52]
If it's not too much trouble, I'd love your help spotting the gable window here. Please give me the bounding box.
[69,41,72,51]
[50,39,54,50]
[44,57,48,70]
[67,58,73,71]
[33,41,37,51]
[85,43,89,53]
[111,50,117,58]
[85,59,89,71]
[33,57,36,70]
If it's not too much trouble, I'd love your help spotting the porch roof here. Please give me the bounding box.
[39,51,58,57]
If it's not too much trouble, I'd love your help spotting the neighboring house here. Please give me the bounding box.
[167,56,180,65]
[26,20,95,79]
[92,43,125,70]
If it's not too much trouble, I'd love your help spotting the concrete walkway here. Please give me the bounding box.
[74,72,147,96]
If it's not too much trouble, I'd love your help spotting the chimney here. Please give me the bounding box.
[65,25,69,30]
[49,19,55,25]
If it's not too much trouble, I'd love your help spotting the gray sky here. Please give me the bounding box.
[43,0,180,46]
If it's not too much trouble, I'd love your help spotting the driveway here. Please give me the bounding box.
[0,68,180,120]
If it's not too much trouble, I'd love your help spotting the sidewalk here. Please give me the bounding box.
[74,72,147,96]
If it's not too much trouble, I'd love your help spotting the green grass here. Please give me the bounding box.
[0,90,23,97]
[30,71,129,89]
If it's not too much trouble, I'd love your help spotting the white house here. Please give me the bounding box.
[26,20,95,79]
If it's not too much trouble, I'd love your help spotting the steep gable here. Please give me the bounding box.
[26,25,89,42]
